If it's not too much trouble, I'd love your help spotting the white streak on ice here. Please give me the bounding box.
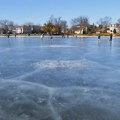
[10,59,113,81]
[33,60,111,69]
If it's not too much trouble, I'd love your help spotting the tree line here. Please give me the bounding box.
[0,16,120,35]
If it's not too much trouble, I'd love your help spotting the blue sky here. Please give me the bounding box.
[0,0,120,26]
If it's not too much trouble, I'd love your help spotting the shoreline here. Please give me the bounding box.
[0,36,120,39]
[0,33,120,37]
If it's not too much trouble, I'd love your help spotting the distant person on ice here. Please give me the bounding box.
[110,31,113,41]
[41,33,44,39]
[15,33,16,37]
[109,31,113,46]
[98,32,101,39]
[7,34,10,38]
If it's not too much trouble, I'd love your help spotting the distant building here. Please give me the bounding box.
[107,24,120,33]
[16,25,33,34]
[15,25,41,34]
[72,25,88,34]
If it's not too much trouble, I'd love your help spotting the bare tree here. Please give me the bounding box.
[0,19,15,33]
[97,16,112,27]
[22,22,34,26]
[60,20,68,33]
[48,15,61,25]
[43,15,68,34]
[71,16,89,34]
[71,16,89,27]
[117,18,120,24]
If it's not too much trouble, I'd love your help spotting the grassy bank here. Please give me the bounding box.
[74,33,120,36]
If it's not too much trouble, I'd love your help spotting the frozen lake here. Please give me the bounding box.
[0,36,120,120]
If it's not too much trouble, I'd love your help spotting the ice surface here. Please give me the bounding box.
[0,36,120,120]
[0,80,120,120]
[39,45,77,48]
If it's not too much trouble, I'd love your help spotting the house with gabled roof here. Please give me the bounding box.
[107,24,120,33]
[71,25,88,34]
